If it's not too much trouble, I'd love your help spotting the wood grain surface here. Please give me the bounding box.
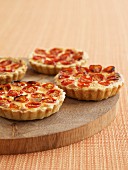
[0,66,119,154]
[0,0,127,169]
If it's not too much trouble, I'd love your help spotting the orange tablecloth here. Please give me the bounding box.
[0,0,128,169]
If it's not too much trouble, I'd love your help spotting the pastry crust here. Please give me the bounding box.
[29,48,88,75]
[0,57,27,84]
[55,65,124,101]
[0,81,65,120]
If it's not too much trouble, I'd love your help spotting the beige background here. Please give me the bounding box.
[0,0,128,169]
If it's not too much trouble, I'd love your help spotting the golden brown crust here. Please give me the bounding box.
[0,98,64,120]
[0,57,27,84]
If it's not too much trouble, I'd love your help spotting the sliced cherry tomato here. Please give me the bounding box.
[58,74,70,79]
[47,89,60,97]
[0,66,5,72]
[42,83,54,89]
[33,55,45,60]
[60,60,74,65]
[98,81,110,86]
[78,82,90,88]
[47,54,56,58]
[59,53,69,60]
[90,73,104,81]
[0,60,12,66]
[106,73,120,81]
[7,90,22,97]
[89,65,102,73]
[73,54,82,61]
[61,79,74,86]
[0,88,5,95]
[44,59,55,65]
[10,103,19,109]
[22,86,38,93]
[12,81,26,87]
[11,63,21,69]
[76,66,89,74]
[65,49,75,54]
[42,97,56,103]
[25,102,41,108]
[27,81,40,86]
[31,93,45,98]
[14,95,28,102]
[103,66,115,73]
[49,48,63,55]
[79,76,92,83]
[61,67,73,73]
[34,48,46,55]
[0,99,10,106]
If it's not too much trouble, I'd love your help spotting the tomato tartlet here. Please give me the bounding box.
[0,81,65,120]
[29,48,88,75]
[55,65,124,100]
[0,57,27,84]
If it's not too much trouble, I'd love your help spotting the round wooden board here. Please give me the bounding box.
[0,66,119,155]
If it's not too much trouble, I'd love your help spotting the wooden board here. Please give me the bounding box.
[0,66,119,155]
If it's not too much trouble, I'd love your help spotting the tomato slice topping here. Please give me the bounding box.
[47,54,56,58]
[12,81,26,87]
[58,74,70,79]
[27,81,40,86]
[106,73,120,81]
[89,65,102,73]
[103,66,115,73]
[22,86,38,93]
[79,76,92,83]
[90,73,104,81]
[42,97,56,103]
[78,82,90,88]
[14,95,28,102]
[33,55,45,60]
[98,81,110,86]
[11,63,21,69]
[61,79,74,86]
[10,103,19,109]
[3,84,11,91]
[76,66,89,74]
[59,53,69,60]
[65,49,75,54]
[25,102,41,108]
[73,54,82,61]
[34,48,46,55]
[61,67,73,73]
[31,93,45,98]
[60,60,74,65]
[0,60,12,66]
[49,48,63,55]
[44,59,55,65]
[42,83,54,89]
[7,90,22,97]
[47,89,60,97]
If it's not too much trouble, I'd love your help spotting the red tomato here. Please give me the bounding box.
[22,86,38,93]
[42,97,56,103]
[78,82,90,88]
[90,73,104,81]
[25,102,41,108]
[10,103,19,109]
[42,83,54,89]
[47,89,60,97]
[44,59,55,65]
[31,93,45,98]
[61,79,74,86]
[76,66,89,74]
[49,48,63,55]
[34,48,46,55]
[65,49,75,54]
[7,90,22,97]
[0,60,12,66]
[33,55,45,60]
[103,66,115,73]
[79,76,92,83]
[98,81,110,86]
[14,95,28,102]
[11,63,21,69]
[89,65,102,73]
[106,73,120,81]
[60,60,74,65]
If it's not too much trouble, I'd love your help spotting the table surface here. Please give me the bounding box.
[0,0,128,169]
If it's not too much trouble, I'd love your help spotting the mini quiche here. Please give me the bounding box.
[55,65,124,101]
[29,48,88,75]
[0,57,27,84]
[0,81,65,120]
